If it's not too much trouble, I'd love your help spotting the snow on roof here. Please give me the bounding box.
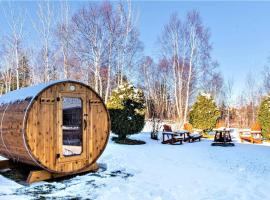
[0,80,76,105]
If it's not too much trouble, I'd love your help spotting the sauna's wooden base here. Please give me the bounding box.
[27,163,99,184]
[0,160,99,184]
[0,159,14,169]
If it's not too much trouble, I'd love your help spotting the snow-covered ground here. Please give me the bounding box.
[1,130,270,200]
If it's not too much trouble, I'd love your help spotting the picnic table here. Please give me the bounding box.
[211,128,235,146]
[162,130,189,145]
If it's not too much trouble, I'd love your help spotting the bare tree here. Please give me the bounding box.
[114,0,141,87]
[1,2,26,90]
[183,10,212,123]
[72,3,106,95]
[200,60,223,101]
[32,1,57,82]
[159,10,214,125]
[262,65,270,93]
[101,1,119,103]
[56,0,71,79]
[159,13,184,122]
[246,72,256,123]
[223,78,234,127]
[71,1,141,98]
[140,56,170,139]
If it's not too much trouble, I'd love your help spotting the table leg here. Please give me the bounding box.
[162,133,165,143]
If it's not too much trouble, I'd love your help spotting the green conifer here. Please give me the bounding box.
[258,96,270,139]
[189,93,221,130]
[107,83,145,139]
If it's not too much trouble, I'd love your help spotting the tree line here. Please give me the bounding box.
[0,1,142,105]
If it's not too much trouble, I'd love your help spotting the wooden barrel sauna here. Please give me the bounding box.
[0,80,110,174]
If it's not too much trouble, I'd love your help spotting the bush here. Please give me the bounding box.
[189,93,221,130]
[216,119,225,128]
[251,121,262,131]
[258,96,270,139]
[107,83,145,140]
[183,123,193,132]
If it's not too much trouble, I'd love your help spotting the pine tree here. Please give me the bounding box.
[107,83,146,140]
[19,55,31,87]
[258,96,270,139]
[189,93,221,130]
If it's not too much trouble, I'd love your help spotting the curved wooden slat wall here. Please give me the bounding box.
[0,81,110,174]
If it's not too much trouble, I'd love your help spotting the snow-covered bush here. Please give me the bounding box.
[258,96,270,139]
[189,93,220,131]
[107,83,145,140]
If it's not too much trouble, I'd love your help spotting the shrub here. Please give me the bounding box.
[107,83,146,140]
[216,119,225,128]
[258,96,270,139]
[251,121,262,131]
[189,93,221,130]
[183,123,193,132]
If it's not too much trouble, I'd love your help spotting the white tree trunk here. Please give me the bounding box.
[183,29,195,123]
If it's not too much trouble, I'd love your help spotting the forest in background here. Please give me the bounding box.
[0,1,270,128]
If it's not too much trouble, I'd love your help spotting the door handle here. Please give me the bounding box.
[84,119,87,130]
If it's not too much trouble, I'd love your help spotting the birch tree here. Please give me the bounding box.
[200,61,223,101]
[159,13,183,121]
[159,10,214,124]
[101,1,119,103]
[115,0,141,87]
[32,1,57,82]
[183,11,212,123]
[71,1,141,97]
[72,3,106,95]
[56,0,71,79]
[224,78,234,127]
[2,3,26,90]
[262,65,270,93]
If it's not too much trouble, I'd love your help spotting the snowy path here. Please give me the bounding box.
[0,133,270,200]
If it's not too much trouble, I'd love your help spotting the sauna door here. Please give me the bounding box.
[56,93,88,163]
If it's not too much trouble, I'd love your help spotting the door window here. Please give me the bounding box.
[62,97,83,156]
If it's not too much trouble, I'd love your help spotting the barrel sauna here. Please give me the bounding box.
[0,80,110,182]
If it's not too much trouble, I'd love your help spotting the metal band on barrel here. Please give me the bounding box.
[0,103,13,159]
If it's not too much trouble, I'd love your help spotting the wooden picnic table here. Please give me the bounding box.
[162,130,189,145]
[212,128,234,146]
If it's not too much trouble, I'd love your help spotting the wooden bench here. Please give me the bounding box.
[162,125,183,145]
[239,130,263,144]
[183,123,202,142]
[239,123,263,144]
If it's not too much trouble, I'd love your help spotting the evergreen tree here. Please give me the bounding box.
[107,83,146,140]
[19,55,31,87]
[258,96,270,139]
[189,93,221,130]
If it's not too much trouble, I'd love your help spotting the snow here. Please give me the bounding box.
[0,80,80,105]
[1,128,270,199]
[200,92,212,99]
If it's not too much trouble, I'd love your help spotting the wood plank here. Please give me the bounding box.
[0,159,14,170]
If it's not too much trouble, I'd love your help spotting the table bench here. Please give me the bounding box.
[162,131,184,145]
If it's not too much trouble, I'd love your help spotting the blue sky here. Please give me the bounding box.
[133,1,270,94]
[0,1,269,94]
